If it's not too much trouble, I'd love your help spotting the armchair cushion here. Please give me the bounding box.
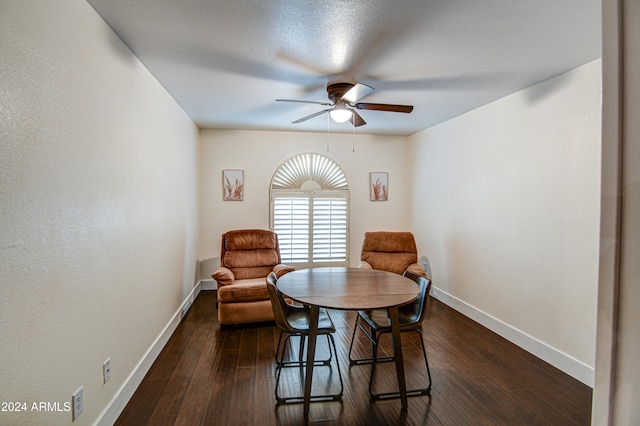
[217,279,270,303]
[224,230,278,251]
[273,263,296,278]
[359,260,373,270]
[406,262,428,278]
[362,252,417,275]
[229,265,277,281]
[223,249,280,269]
[360,231,426,276]
[211,266,234,286]
[362,231,418,253]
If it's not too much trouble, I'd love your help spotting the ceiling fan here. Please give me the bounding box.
[276,82,413,127]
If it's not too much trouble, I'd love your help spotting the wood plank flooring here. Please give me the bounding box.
[115,291,592,425]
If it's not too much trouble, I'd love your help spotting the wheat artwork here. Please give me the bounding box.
[223,170,244,201]
[370,172,388,201]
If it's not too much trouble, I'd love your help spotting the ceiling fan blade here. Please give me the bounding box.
[276,99,333,106]
[349,109,366,127]
[292,109,331,124]
[353,102,414,113]
[341,83,375,103]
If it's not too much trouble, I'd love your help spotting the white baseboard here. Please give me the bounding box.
[96,281,204,426]
[430,286,594,387]
[200,278,217,291]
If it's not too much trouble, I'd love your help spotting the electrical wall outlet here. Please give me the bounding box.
[103,358,111,384]
[72,387,83,421]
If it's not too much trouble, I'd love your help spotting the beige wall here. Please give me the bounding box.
[0,1,199,425]
[408,59,602,385]
[198,129,411,272]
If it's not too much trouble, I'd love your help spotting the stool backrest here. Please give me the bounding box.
[266,272,295,332]
[400,270,432,325]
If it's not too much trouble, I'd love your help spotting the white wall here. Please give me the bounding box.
[408,59,602,385]
[0,1,199,425]
[199,129,410,272]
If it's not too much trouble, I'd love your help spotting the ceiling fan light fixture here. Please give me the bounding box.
[329,107,352,123]
[278,81,413,127]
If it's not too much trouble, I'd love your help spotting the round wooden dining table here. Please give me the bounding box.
[276,267,419,418]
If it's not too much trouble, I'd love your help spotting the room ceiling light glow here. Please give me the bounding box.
[329,107,352,123]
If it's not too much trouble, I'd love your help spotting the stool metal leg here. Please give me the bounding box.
[369,330,432,400]
[275,332,343,404]
[348,315,432,400]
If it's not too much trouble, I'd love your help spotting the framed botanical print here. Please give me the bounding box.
[223,170,244,201]
[370,172,388,201]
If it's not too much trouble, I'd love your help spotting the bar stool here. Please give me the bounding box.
[266,272,343,404]
[348,270,432,400]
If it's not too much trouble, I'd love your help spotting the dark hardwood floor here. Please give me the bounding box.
[115,291,592,425]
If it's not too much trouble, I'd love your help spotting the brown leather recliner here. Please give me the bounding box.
[359,231,427,277]
[211,229,295,325]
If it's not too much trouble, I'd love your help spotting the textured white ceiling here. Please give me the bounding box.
[88,0,601,136]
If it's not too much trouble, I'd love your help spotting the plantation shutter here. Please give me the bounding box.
[270,153,350,267]
[272,196,310,262]
[312,196,347,262]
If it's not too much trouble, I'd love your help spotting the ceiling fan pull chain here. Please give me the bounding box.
[326,113,330,152]
[352,121,356,152]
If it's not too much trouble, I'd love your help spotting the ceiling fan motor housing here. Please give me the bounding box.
[327,82,355,101]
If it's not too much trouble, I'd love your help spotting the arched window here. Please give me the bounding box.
[270,153,350,268]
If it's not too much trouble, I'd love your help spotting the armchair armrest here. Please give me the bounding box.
[406,263,428,278]
[211,267,235,286]
[273,263,295,278]
[359,260,373,269]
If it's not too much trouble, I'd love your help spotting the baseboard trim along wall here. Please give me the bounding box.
[96,281,204,426]
[200,278,217,291]
[430,286,594,387]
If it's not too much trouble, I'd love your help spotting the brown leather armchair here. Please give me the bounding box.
[359,231,427,277]
[211,229,295,325]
